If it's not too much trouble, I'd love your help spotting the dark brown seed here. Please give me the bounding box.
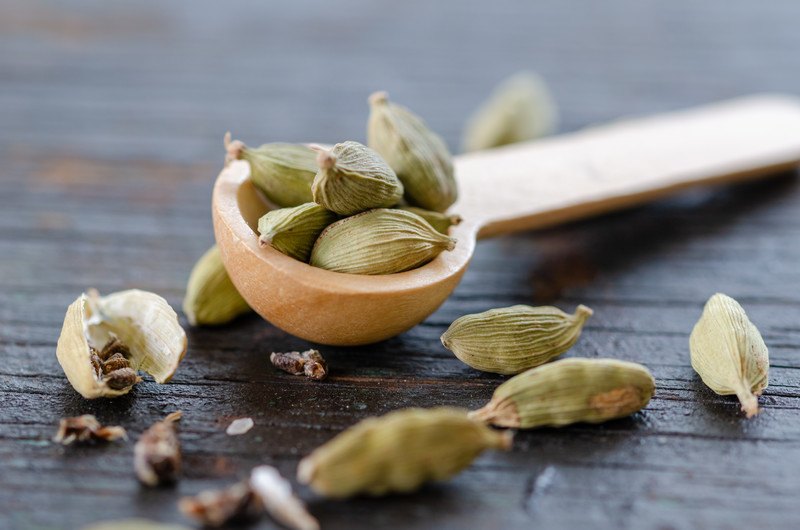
[53,415,127,445]
[98,337,131,360]
[90,353,103,377]
[104,367,140,390]
[179,481,262,528]
[270,349,328,381]
[102,352,131,374]
[134,411,182,487]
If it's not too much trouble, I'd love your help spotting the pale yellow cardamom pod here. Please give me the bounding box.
[311,141,403,215]
[183,245,251,326]
[470,358,655,428]
[258,203,338,262]
[225,133,316,207]
[367,92,457,212]
[441,304,593,375]
[690,293,769,418]
[462,71,559,152]
[398,206,462,234]
[309,208,456,275]
[297,407,512,498]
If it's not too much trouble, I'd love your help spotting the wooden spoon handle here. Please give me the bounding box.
[453,95,800,238]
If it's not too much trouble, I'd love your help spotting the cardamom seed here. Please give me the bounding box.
[224,132,316,207]
[441,304,593,375]
[310,141,403,215]
[53,415,127,445]
[367,92,457,212]
[296,407,512,498]
[135,411,182,487]
[258,203,338,262]
[398,206,461,234]
[183,245,251,326]
[689,293,769,418]
[309,208,456,275]
[470,358,655,428]
[462,71,558,152]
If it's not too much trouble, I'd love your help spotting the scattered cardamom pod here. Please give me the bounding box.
[690,293,769,418]
[134,411,182,487]
[398,206,461,234]
[462,71,558,152]
[184,245,251,326]
[297,407,512,498]
[309,208,456,275]
[224,132,316,207]
[470,358,655,428]
[53,415,127,445]
[270,349,328,381]
[82,519,190,530]
[310,141,404,215]
[57,289,187,399]
[258,203,338,262]
[179,480,262,528]
[250,465,320,530]
[441,304,593,375]
[367,91,457,212]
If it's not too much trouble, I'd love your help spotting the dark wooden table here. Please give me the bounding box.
[2,1,800,529]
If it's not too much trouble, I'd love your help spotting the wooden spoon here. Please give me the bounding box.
[213,94,800,346]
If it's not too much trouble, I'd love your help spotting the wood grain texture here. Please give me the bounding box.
[2,1,800,529]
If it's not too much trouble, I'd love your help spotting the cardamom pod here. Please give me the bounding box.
[367,92,457,212]
[470,358,655,428]
[310,141,403,215]
[258,203,338,262]
[297,407,512,498]
[441,304,593,375]
[309,208,456,275]
[183,245,251,326]
[225,133,316,207]
[462,71,558,152]
[398,206,461,234]
[689,293,769,418]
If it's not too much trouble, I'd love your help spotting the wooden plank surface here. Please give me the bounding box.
[1,1,799,529]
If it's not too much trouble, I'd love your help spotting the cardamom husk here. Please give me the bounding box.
[57,289,187,399]
[183,245,251,326]
[470,358,655,428]
[135,411,182,487]
[309,208,456,275]
[82,520,191,530]
[398,206,461,234]
[690,293,769,418]
[297,407,512,498]
[53,415,127,445]
[367,92,457,212]
[257,203,338,262]
[250,465,320,530]
[225,133,316,207]
[441,304,593,375]
[311,141,403,215]
[462,71,558,152]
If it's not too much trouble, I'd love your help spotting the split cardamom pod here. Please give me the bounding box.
[462,71,558,152]
[183,245,251,326]
[398,206,461,235]
[225,133,316,207]
[257,203,338,262]
[689,293,769,418]
[441,304,593,375]
[311,141,404,215]
[57,289,187,399]
[310,208,456,275]
[470,358,655,428]
[297,407,512,498]
[367,92,457,212]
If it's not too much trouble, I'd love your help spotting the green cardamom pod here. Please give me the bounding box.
[225,132,316,207]
[367,92,457,212]
[297,407,512,498]
[183,245,251,326]
[398,206,461,234]
[311,141,403,215]
[309,208,456,275]
[441,304,593,375]
[258,203,338,262]
[470,358,655,428]
[690,293,769,418]
[462,71,558,152]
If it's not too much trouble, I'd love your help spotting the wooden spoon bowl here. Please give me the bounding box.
[213,95,800,345]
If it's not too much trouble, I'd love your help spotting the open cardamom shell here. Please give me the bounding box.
[258,203,338,262]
